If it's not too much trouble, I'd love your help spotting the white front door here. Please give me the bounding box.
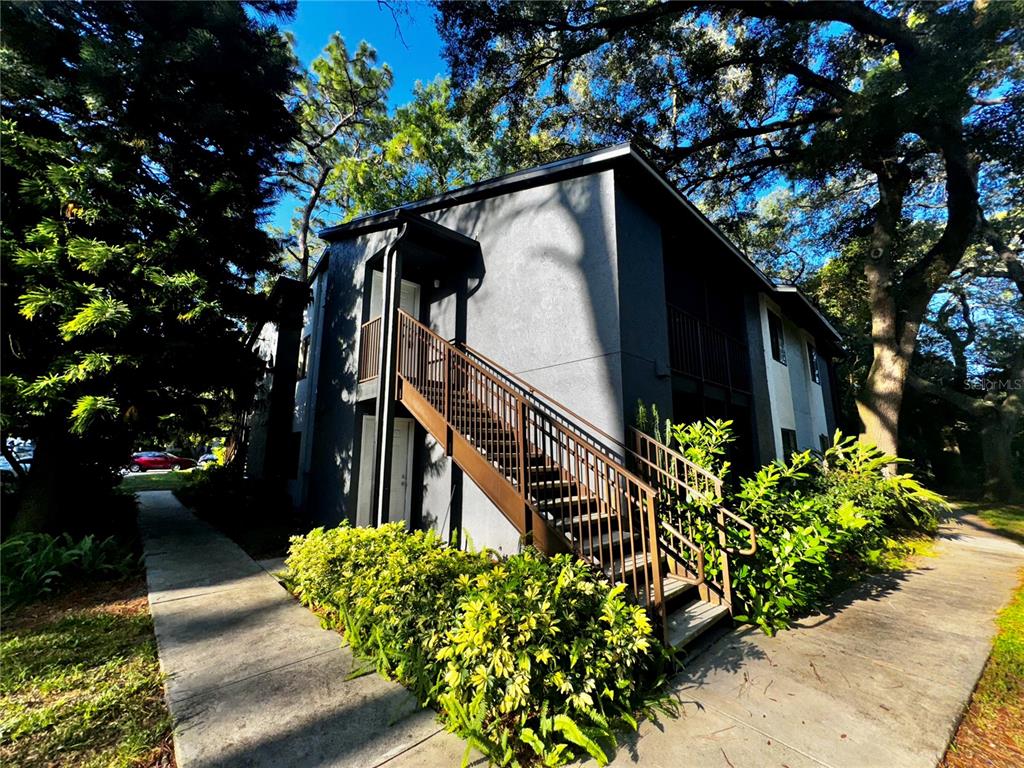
[356,415,414,528]
[369,271,420,317]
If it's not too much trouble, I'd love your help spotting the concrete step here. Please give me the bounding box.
[665,601,730,648]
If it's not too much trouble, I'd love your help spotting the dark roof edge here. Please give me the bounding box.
[309,211,477,281]
[317,143,635,243]
[313,142,840,346]
[772,285,844,346]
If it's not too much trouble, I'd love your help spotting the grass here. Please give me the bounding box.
[949,499,1024,544]
[120,470,195,493]
[0,577,173,767]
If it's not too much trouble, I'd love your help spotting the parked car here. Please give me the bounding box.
[197,453,218,467]
[128,452,196,472]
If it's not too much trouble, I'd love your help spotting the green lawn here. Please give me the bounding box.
[954,500,1024,545]
[0,578,172,767]
[120,470,195,493]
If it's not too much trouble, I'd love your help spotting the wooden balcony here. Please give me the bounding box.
[358,316,382,382]
[667,304,751,393]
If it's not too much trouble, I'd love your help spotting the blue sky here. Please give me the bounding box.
[270,1,447,231]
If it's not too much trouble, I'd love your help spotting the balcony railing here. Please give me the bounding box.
[358,316,382,382]
[667,304,751,393]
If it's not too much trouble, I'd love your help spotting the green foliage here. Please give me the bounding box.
[660,418,946,635]
[276,29,568,280]
[668,419,734,484]
[175,465,302,559]
[1,2,296,530]
[285,524,664,766]
[0,533,137,608]
[0,585,171,767]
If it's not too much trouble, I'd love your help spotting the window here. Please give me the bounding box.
[807,342,820,384]
[297,335,311,380]
[781,428,798,458]
[768,311,787,365]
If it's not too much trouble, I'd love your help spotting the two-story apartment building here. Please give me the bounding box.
[246,142,841,562]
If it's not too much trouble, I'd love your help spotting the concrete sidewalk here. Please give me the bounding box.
[143,492,1022,768]
[607,512,1024,768]
[139,491,466,768]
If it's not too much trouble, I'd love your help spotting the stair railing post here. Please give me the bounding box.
[516,395,527,500]
[716,505,732,612]
[645,490,666,633]
[443,344,450,424]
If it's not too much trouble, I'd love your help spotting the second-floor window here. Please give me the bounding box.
[768,311,787,365]
[781,428,798,458]
[807,342,820,384]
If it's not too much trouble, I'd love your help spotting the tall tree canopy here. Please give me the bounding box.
[435,0,1024,463]
[275,33,392,281]
[1,1,296,529]
[275,31,569,280]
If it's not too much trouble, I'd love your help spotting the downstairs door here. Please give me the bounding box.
[356,415,414,528]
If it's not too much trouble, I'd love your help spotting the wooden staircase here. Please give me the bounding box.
[374,309,754,647]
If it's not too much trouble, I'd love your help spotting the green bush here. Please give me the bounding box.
[658,420,946,635]
[0,532,137,608]
[175,464,301,557]
[285,524,665,767]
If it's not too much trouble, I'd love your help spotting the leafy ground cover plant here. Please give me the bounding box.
[0,532,137,608]
[0,577,172,767]
[640,407,947,634]
[285,524,667,767]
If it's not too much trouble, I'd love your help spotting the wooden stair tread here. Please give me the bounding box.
[665,601,729,648]
[395,330,738,652]
[639,574,698,607]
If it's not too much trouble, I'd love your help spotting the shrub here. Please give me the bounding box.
[175,464,301,557]
[285,524,665,767]
[0,532,137,608]
[659,419,947,635]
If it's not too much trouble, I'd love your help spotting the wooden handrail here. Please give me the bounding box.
[628,427,723,499]
[394,309,666,630]
[358,317,382,382]
[461,343,628,456]
[627,425,757,610]
[661,519,706,587]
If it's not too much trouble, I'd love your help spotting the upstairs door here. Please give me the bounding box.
[369,271,422,382]
[369,271,420,318]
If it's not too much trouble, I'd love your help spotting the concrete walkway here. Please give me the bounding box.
[607,512,1024,768]
[139,491,466,768]
[143,492,1023,768]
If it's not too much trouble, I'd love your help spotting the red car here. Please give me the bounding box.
[128,451,197,472]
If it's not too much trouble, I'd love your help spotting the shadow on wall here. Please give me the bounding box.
[304,239,365,528]
[432,171,624,437]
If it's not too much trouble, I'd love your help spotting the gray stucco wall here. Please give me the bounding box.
[786,319,816,451]
[418,170,624,554]
[614,184,673,433]
[744,293,777,467]
[304,232,390,527]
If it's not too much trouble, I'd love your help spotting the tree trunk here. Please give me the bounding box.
[12,423,65,534]
[857,343,908,458]
[857,165,910,460]
[979,413,1020,501]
